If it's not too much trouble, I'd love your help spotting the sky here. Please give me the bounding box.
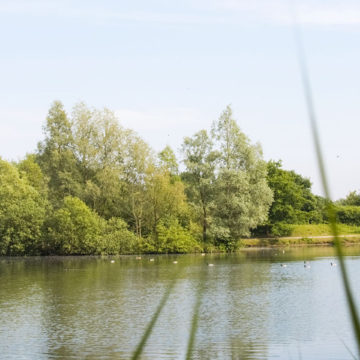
[0,0,360,199]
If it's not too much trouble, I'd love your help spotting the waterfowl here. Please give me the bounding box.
[330,262,337,266]
[173,261,178,264]
[304,261,311,269]
[207,263,214,267]
[110,260,115,264]
[136,256,142,260]
[201,253,206,256]
[149,258,155,262]
[280,264,287,268]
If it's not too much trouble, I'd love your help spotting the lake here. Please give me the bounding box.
[1,247,360,359]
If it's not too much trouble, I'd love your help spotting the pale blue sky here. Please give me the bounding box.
[1,0,360,199]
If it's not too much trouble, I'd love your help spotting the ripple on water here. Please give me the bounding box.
[0,250,360,359]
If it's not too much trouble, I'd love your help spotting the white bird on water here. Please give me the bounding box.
[207,263,214,267]
[173,261,178,264]
[149,258,155,262]
[304,261,311,269]
[110,260,115,264]
[331,262,337,266]
[280,264,287,268]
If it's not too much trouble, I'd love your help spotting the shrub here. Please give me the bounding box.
[100,217,140,254]
[270,223,294,237]
[142,220,201,253]
[0,159,46,255]
[45,196,104,255]
[336,206,360,226]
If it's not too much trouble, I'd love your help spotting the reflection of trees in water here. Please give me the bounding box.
[1,250,360,359]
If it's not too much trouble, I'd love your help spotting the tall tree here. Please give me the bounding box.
[71,103,127,218]
[182,130,219,242]
[143,164,187,247]
[37,101,81,205]
[121,133,154,237]
[212,106,273,248]
[158,145,179,177]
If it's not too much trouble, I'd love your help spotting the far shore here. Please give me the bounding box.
[239,234,360,248]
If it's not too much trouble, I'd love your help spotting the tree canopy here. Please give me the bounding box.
[0,101,338,255]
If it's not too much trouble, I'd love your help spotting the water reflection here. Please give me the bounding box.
[0,247,360,359]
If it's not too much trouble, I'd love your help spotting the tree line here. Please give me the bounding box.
[0,101,358,255]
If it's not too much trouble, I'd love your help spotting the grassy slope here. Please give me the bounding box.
[290,224,360,237]
[239,224,360,247]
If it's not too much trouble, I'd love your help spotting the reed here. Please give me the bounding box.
[294,20,360,357]
[131,277,178,360]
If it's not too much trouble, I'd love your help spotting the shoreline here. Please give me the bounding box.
[238,234,360,248]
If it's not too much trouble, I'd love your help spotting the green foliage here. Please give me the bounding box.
[143,165,189,241]
[158,145,179,177]
[100,218,140,254]
[2,101,359,256]
[182,130,218,243]
[17,154,48,196]
[336,206,360,226]
[37,101,82,205]
[45,196,104,255]
[141,220,200,253]
[211,106,273,248]
[266,160,322,224]
[338,191,360,206]
[0,159,46,255]
[269,223,294,237]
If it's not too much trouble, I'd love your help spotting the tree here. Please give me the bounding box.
[121,133,154,237]
[182,130,219,242]
[143,164,188,248]
[266,160,321,225]
[45,196,104,255]
[338,191,360,206]
[100,217,140,254]
[211,106,273,248]
[158,145,179,177]
[37,101,81,205]
[71,102,99,182]
[17,154,48,196]
[0,159,46,255]
[72,103,128,218]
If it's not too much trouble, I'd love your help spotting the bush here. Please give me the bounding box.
[45,196,104,255]
[270,223,294,237]
[0,159,46,255]
[100,217,140,254]
[142,220,201,253]
[336,206,360,226]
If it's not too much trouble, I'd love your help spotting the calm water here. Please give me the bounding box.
[1,247,360,359]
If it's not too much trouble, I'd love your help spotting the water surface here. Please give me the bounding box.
[1,247,360,359]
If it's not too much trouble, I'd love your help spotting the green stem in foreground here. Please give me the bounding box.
[185,274,205,360]
[131,277,178,360]
[293,18,360,356]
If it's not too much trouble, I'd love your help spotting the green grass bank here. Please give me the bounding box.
[240,224,360,248]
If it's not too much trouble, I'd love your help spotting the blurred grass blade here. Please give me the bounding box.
[339,337,358,360]
[131,278,177,360]
[185,273,204,360]
[292,16,360,356]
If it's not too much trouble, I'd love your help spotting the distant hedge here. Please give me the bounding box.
[336,206,360,226]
